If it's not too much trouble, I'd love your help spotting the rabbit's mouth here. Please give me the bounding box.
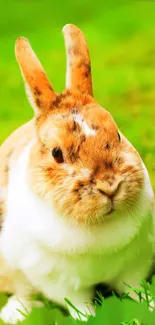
[105,208,115,216]
[100,203,116,219]
[50,170,143,225]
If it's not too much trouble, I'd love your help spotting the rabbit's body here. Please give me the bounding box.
[0,24,154,323]
[0,116,154,322]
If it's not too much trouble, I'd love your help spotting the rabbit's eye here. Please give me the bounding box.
[118,132,121,142]
[52,147,64,163]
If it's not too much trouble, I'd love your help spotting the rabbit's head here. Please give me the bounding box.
[15,24,145,226]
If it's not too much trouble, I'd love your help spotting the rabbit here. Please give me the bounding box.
[0,23,154,323]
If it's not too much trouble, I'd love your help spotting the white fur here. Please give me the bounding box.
[63,164,90,178]
[0,187,7,200]
[73,113,96,136]
[0,296,31,324]
[0,142,154,322]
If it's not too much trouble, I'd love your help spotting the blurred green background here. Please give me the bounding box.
[1,1,155,324]
[1,0,155,187]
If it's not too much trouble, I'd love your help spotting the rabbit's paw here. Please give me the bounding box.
[0,296,31,324]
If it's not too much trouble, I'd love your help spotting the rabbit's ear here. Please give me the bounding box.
[15,37,56,115]
[62,24,93,96]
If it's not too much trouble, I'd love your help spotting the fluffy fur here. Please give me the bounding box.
[0,24,154,323]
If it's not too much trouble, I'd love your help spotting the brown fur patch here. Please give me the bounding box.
[91,124,100,131]
[105,143,110,151]
[34,87,42,96]
[35,98,42,108]
[36,90,95,129]
[104,161,113,169]
[68,145,79,163]
[51,92,69,109]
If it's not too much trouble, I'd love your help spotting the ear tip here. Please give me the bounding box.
[62,24,72,32]
[15,37,30,53]
[62,24,79,35]
[15,36,29,45]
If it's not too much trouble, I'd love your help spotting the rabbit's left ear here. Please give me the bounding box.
[63,24,93,96]
[15,37,56,115]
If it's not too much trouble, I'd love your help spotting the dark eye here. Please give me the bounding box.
[52,147,64,163]
[118,132,121,142]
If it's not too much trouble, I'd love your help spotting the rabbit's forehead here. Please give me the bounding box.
[51,111,97,135]
[41,105,117,139]
[40,107,118,149]
[71,112,96,136]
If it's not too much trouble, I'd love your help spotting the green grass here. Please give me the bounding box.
[1,0,155,324]
[0,280,155,325]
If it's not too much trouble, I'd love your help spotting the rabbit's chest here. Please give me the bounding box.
[16,242,124,291]
[32,249,116,288]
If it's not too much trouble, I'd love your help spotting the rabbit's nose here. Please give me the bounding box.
[96,180,120,197]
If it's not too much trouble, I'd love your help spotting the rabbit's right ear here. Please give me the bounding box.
[15,37,56,115]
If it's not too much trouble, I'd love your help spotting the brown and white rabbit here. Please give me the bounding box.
[0,24,154,323]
